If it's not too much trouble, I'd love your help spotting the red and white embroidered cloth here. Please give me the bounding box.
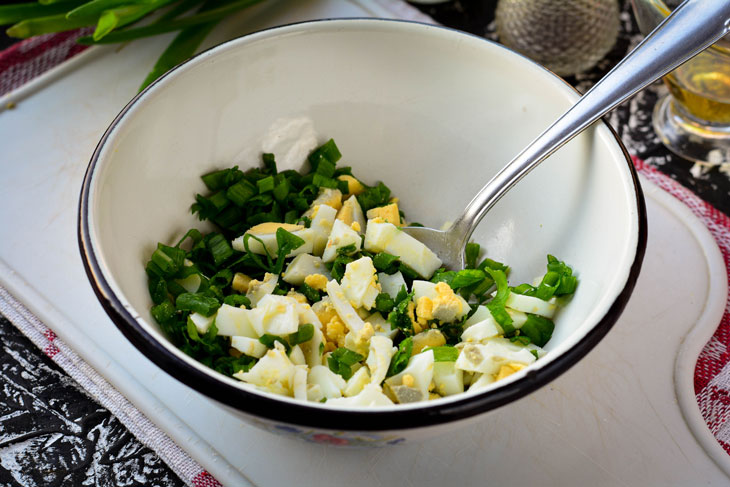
[2,23,730,485]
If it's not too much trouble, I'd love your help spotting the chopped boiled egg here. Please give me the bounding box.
[366,311,398,339]
[233,342,296,396]
[412,280,470,322]
[214,304,257,337]
[385,349,435,403]
[366,203,402,226]
[245,273,278,307]
[322,219,362,263]
[341,256,380,310]
[325,279,366,333]
[336,195,366,234]
[248,294,300,336]
[292,365,309,401]
[377,271,407,298]
[308,365,346,399]
[231,272,252,293]
[306,188,343,213]
[337,174,366,197]
[231,222,314,257]
[230,336,268,358]
[367,335,396,386]
[411,329,446,355]
[326,384,394,407]
[344,322,374,357]
[505,292,557,318]
[308,204,338,256]
[432,361,464,397]
[364,221,441,279]
[188,312,214,334]
[282,254,330,286]
[343,365,371,397]
[455,338,536,375]
[304,273,329,291]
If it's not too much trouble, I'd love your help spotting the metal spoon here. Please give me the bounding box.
[403,0,730,270]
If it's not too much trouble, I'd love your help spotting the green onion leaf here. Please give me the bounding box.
[225,179,257,207]
[327,347,364,380]
[299,283,321,303]
[374,293,395,314]
[484,268,514,334]
[288,323,315,346]
[386,337,413,377]
[424,345,459,362]
[258,334,290,352]
[373,252,399,273]
[519,314,554,347]
[257,176,275,193]
[357,181,391,212]
[272,228,305,275]
[176,292,220,316]
[206,232,233,266]
[465,243,480,269]
[223,294,250,308]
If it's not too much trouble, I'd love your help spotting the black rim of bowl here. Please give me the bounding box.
[78,18,648,432]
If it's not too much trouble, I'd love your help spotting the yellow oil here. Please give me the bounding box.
[663,48,730,125]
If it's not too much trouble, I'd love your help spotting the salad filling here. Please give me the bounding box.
[145,139,577,407]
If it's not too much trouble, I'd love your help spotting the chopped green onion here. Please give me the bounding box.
[288,323,314,346]
[176,292,220,316]
[206,233,233,266]
[299,283,320,303]
[386,337,412,377]
[327,347,364,380]
[257,176,274,193]
[374,293,395,314]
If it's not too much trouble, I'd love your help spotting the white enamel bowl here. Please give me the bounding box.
[79,19,646,446]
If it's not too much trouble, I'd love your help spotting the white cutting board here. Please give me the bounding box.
[1,1,729,485]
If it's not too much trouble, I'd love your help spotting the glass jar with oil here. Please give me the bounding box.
[631,0,730,164]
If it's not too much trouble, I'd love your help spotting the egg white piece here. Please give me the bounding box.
[377,271,407,298]
[432,361,464,397]
[308,365,346,399]
[232,226,314,257]
[364,221,441,279]
[363,220,399,252]
[385,349,435,398]
[248,294,300,336]
[230,336,268,358]
[292,365,309,401]
[341,256,380,310]
[455,339,536,375]
[337,195,366,233]
[322,219,362,263]
[460,317,501,343]
[325,279,366,333]
[365,311,398,339]
[176,273,202,294]
[245,273,278,307]
[213,304,257,337]
[282,254,330,286]
[299,326,325,369]
[463,305,491,329]
[343,365,371,397]
[326,384,394,407]
[505,293,557,318]
[411,280,470,320]
[308,204,338,256]
[188,312,214,334]
[367,335,396,385]
[234,342,296,396]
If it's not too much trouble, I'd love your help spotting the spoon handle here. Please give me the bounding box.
[450,0,730,246]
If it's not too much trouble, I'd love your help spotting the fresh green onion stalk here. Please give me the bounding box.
[1,0,266,91]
